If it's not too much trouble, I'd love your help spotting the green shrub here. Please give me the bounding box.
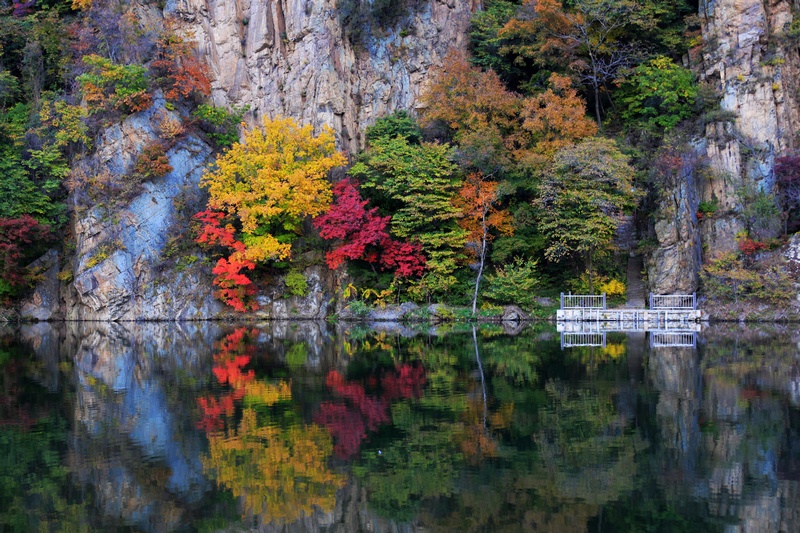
[697,200,717,216]
[365,111,422,144]
[619,56,699,132]
[483,257,540,308]
[284,270,309,298]
[347,300,372,317]
[192,104,249,149]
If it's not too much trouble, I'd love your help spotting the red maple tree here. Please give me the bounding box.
[313,179,426,277]
[194,210,258,312]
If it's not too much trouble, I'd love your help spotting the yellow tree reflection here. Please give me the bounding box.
[204,407,344,523]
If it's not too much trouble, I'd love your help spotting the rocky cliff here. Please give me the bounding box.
[167,0,476,153]
[649,0,800,293]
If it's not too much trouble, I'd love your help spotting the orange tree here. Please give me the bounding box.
[197,116,346,309]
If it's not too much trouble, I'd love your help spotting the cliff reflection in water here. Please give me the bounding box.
[2,321,800,531]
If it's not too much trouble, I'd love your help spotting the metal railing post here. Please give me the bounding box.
[602,293,607,309]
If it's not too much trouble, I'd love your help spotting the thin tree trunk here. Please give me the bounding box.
[471,209,488,316]
[472,325,488,430]
[593,82,602,130]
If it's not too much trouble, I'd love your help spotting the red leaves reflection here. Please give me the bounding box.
[197,328,257,432]
[315,363,426,458]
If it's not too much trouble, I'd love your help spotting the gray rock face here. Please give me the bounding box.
[787,233,800,264]
[648,1,799,293]
[19,249,62,321]
[64,96,222,321]
[648,159,703,294]
[167,0,475,154]
[698,0,799,250]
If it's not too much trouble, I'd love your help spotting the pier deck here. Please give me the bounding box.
[556,292,705,326]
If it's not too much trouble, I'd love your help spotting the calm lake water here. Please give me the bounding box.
[2,321,799,532]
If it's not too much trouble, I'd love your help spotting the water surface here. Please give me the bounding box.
[2,321,799,532]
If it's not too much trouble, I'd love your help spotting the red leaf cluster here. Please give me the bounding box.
[738,238,767,256]
[313,180,426,277]
[194,210,257,312]
[380,239,426,278]
[0,216,52,290]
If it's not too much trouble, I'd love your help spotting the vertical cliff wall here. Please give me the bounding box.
[649,0,800,293]
[699,0,799,249]
[168,0,476,153]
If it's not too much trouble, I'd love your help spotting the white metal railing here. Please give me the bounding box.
[561,332,607,348]
[650,331,697,348]
[649,293,696,310]
[560,293,606,309]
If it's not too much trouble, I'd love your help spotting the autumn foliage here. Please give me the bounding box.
[313,179,426,277]
[421,53,596,172]
[76,54,152,115]
[132,142,173,181]
[151,30,211,102]
[194,210,258,312]
[196,117,346,310]
[453,176,514,256]
[201,116,346,264]
[737,237,767,257]
[0,216,52,297]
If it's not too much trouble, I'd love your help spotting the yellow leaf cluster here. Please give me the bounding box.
[201,116,346,262]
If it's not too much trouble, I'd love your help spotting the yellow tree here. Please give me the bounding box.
[200,116,346,263]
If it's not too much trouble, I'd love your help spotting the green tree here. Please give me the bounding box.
[365,110,422,145]
[539,138,638,291]
[0,104,62,224]
[351,136,467,297]
[619,56,698,132]
[468,0,526,89]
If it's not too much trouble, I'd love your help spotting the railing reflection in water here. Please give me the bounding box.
[558,321,699,349]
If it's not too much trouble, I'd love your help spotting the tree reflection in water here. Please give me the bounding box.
[1,323,799,531]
